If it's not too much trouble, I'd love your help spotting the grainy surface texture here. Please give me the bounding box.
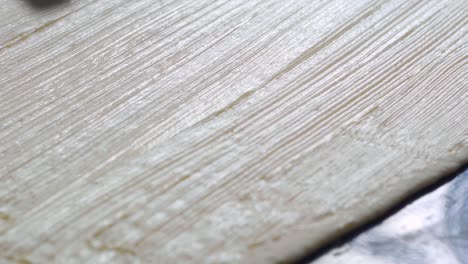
[0,0,467,263]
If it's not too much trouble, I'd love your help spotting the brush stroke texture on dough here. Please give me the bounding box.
[0,0,467,263]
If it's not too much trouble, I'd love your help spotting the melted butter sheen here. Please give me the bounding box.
[0,0,466,263]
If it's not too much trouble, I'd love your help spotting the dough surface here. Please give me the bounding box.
[0,0,466,263]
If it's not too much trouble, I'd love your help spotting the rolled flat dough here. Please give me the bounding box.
[0,0,466,263]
